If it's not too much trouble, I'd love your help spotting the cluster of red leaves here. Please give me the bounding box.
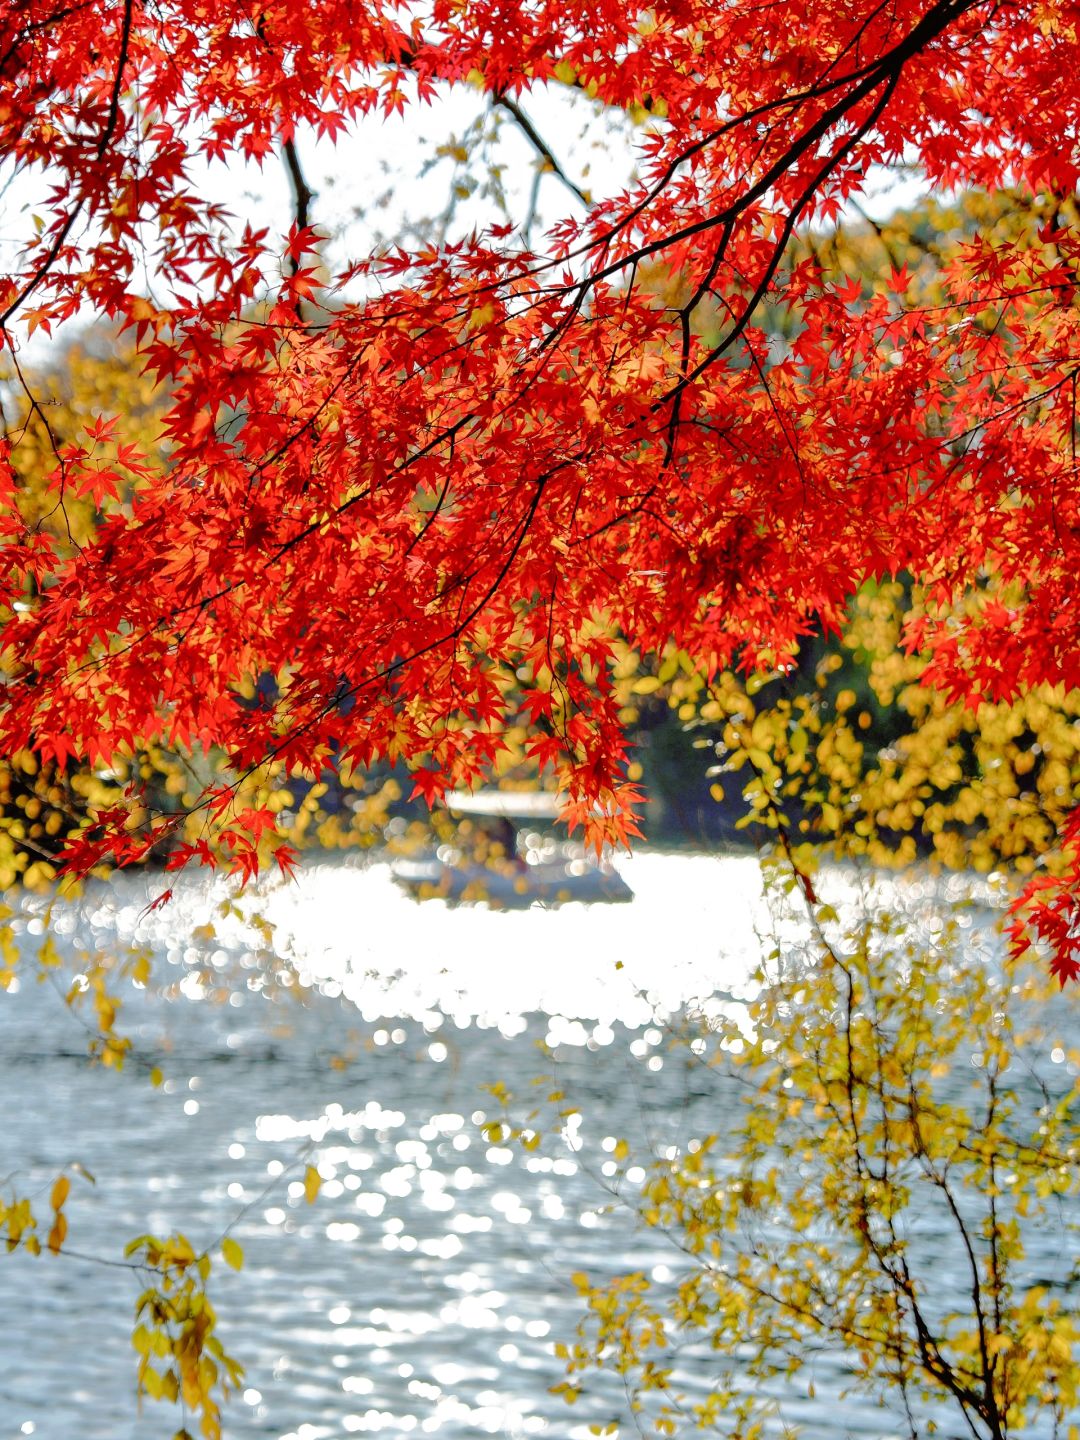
[3,0,1080,971]
[1007,809,1080,987]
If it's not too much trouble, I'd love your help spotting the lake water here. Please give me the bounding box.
[0,852,1075,1440]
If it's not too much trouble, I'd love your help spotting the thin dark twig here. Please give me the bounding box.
[282,137,315,243]
[495,95,589,208]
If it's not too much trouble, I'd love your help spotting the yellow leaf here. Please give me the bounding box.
[47,1213,67,1254]
[166,1233,195,1265]
[304,1165,321,1204]
[50,1175,70,1211]
[222,1238,243,1271]
[467,301,496,332]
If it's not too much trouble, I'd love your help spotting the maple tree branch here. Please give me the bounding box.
[403,428,459,558]
[719,292,809,489]
[356,0,981,352]
[282,135,317,324]
[98,0,134,161]
[524,0,981,416]
[614,11,961,291]
[658,67,903,412]
[0,2,94,77]
[206,464,560,808]
[47,381,478,687]
[0,206,84,335]
[282,136,316,250]
[571,70,905,547]
[4,347,78,550]
[284,15,1006,539]
[543,0,982,285]
[0,0,133,335]
[265,408,478,567]
[494,94,589,208]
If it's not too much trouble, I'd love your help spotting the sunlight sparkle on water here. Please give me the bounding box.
[37,852,770,1025]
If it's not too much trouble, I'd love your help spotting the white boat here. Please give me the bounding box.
[390,791,634,908]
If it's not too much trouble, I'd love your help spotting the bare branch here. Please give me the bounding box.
[495,94,589,208]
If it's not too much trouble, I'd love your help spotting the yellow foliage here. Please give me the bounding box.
[547,903,1079,1435]
[624,577,1080,883]
[127,1232,244,1439]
